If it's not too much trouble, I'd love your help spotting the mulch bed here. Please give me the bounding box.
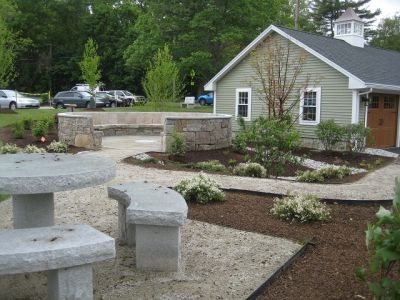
[295,147,394,169]
[188,191,381,300]
[124,148,311,177]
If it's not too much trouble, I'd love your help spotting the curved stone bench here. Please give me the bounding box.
[108,182,187,272]
[0,224,115,300]
[94,124,163,136]
[58,112,232,151]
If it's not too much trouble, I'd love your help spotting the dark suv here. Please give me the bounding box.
[53,91,97,108]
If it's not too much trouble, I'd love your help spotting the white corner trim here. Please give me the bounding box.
[397,96,400,147]
[351,90,360,124]
[235,88,252,121]
[299,87,321,126]
[204,25,366,91]
[213,89,217,115]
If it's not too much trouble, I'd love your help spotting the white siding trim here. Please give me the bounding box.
[299,87,321,126]
[351,90,360,124]
[213,89,217,114]
[235,88,252,121]
[397,96,400,147]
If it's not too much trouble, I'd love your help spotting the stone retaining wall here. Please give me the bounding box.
[57,112,232,151]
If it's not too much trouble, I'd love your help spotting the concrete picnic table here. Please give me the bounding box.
[0,153,116,229]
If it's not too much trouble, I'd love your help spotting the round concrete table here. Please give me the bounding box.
[0,153,116,229]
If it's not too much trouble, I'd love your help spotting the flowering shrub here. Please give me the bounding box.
[297,166,352,182]
[23,145,46,153]
[194,160,226,172]
[174,173,225,204]
[344,124,370,152]
[47,140,68,153]
[233,162,266,178]
[271,193,330,223]
[0,143,21,154]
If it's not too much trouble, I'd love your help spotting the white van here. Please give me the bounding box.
[70,84,100,93]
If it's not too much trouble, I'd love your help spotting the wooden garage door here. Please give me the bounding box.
[367,94,398,148]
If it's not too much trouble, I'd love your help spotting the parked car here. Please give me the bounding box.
[107,90,134,107]
[52,91,100,108]
[132,95,147,105]
[94,92,122,108]
[0,90,40,109]
[197,92,214,105]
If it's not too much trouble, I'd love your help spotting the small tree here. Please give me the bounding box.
[251,37,310,122]
[0,22,15,87]
[79,38,101,91]
[142,45,184,110]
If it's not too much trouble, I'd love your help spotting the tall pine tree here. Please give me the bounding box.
[311,0,380,37]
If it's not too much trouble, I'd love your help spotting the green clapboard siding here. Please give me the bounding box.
[216,32,353,140]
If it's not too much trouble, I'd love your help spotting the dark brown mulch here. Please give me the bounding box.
[188,191,381,300]
[0,125,58,148]
[295,147,394,168]
[124,148,311,177]
[0,125,86,154]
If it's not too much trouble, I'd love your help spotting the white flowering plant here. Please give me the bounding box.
[0,143,21,154]
[271,193,330,223]
[174,173,225,204]
[23,145,46,154]
[47,140,68,153]
[233,162,266,178]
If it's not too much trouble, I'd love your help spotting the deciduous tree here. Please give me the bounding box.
[370,14,400,52]
[79,38,101,90]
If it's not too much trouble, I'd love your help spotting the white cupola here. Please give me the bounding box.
[333,8,365,48]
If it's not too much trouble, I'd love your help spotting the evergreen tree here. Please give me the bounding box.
[311,0,380,37]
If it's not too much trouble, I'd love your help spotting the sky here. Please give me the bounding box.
[369,0,400,25]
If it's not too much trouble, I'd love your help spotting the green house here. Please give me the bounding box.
[205,8,400,149]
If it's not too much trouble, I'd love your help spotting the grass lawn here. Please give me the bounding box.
[0,103,213,129]
[0,194,10,202]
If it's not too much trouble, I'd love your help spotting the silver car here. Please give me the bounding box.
[0,90,40,109]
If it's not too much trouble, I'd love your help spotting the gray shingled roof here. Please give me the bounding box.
[277,26,400,87]
[335,8,363,23]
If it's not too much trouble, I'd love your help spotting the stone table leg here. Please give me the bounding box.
[12,193,54,229]
[48,264,93,300]
[135,224,181,272]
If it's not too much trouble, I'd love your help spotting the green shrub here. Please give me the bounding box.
[233,162,266,178]
[46,140,68,153]
[12,121,25,139]
[356,180,400,299]
[228,159,237,168]
[232,117,247,153]
[22,118,34,130]
[31,120,49,140]
[174,173,225,204]
[240,116,301,177]
[43,117,55,131]
[0,143,21,154]
[316,120,345,151]
[344,124,370,152]
[297,166,352,182]
[167,131,186,157]
[23,145,46,154]
[194,160,226,172]
[271,193,330,223]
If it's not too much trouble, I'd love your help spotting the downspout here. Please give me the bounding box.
[359,88,373,127]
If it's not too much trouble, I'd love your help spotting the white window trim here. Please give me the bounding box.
[299,87,321,126]
[235,88,252,121]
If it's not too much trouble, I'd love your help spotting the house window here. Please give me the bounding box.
[235,88,251,121]
[299,87,321,125]
[384,96,395,109]
[354,23,363,35]
[369,96,379,109]
[337,23,351,35]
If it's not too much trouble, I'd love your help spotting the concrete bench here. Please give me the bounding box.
[0,224,115,300]
[94,123,163,136]
[108,182,187,272]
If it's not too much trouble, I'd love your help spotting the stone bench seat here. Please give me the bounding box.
[94,124,163,136]
[108,182,187,271]
[0,224,115,299]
